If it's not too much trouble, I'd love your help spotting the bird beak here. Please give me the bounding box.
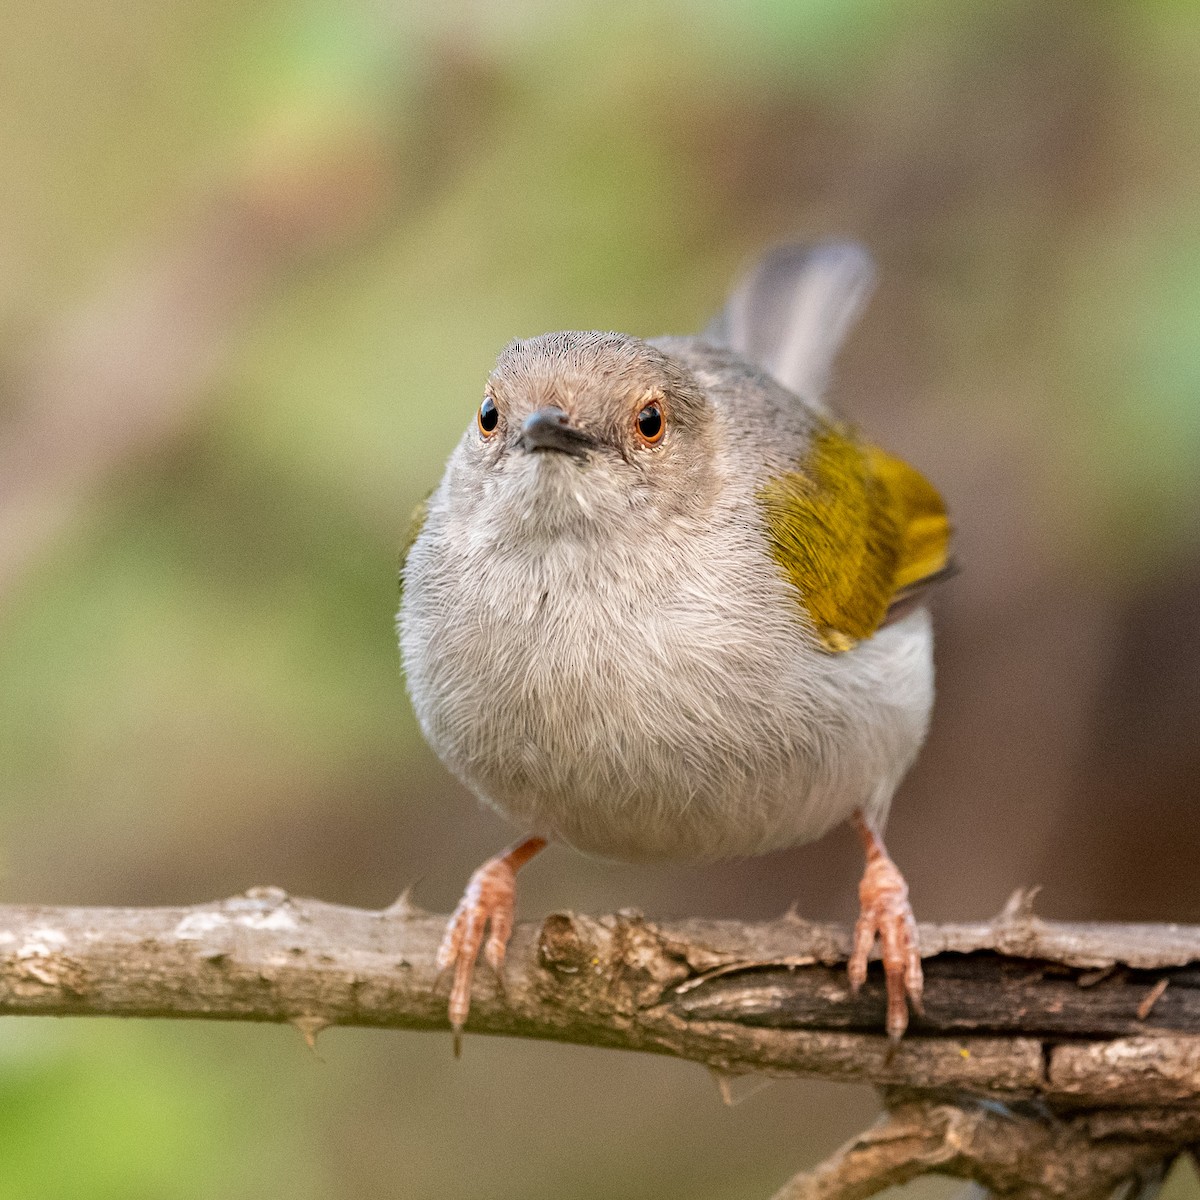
[520,407,596,460]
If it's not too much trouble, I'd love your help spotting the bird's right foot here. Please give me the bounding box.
[436,836,546,1055]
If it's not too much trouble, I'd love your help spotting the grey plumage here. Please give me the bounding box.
[398,245,936,863]
[705,241,876,399]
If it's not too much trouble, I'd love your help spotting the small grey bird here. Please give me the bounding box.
[398,243,952,1050]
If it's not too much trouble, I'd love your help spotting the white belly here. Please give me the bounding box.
[400,516,934,862]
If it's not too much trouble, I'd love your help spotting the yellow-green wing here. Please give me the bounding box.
[397,494,430,604]
[758,422,951,652]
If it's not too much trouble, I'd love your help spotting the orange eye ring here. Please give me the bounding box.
[634,396,665,445]
[477,394,499,438]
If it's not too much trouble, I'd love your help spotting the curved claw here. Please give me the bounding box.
[435,837,546,1055]
[849,814,924,1041]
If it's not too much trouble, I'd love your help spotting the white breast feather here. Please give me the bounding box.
[399,430,934,863]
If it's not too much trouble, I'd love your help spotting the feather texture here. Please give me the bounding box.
[399,243,949,861]
[758,423,951,652]
[396,495,430,603]
[705,242,876,400]
[399,334,939,859]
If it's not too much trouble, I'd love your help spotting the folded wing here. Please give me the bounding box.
[758,423,952,652]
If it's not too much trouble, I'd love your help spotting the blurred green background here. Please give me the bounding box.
[2,1,1199,1196]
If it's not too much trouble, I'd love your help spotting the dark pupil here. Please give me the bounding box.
[478,396,498,432]
[637,404,662,439]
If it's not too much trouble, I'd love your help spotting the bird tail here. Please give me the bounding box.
[705,241,876,400]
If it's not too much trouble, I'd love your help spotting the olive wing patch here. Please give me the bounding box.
[397,494,430,605]
[758,423,951,651]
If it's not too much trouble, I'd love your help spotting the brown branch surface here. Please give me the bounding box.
[4,888,1199,1197]
[1,887,1198,1115]
[771,1100,1193,1200]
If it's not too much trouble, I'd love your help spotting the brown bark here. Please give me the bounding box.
[771,1101,1191,1200]
[2,887,1197,1196]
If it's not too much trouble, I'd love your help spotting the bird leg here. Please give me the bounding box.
[436,835,546,1055]
[848,810,923,1040]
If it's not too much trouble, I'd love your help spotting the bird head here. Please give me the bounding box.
[443,331,718,542]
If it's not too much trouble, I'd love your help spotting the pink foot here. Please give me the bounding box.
[436,836,546,1054]
[848,812,924,1041]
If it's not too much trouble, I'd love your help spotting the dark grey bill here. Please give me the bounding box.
[520,406,596,459]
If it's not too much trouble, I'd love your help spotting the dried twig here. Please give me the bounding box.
[771,1101,1189,1200]
[1,888,1197,1197]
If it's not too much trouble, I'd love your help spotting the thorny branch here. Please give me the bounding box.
[1,886,1197,1197]
[769,1099,1191,1200]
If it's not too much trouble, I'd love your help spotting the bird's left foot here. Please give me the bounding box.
[848,811,924,1041]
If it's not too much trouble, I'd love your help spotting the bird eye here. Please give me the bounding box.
[477,395,499,437]
[635,400,664,445]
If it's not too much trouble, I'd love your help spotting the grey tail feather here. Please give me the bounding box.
[705,241,876,399]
